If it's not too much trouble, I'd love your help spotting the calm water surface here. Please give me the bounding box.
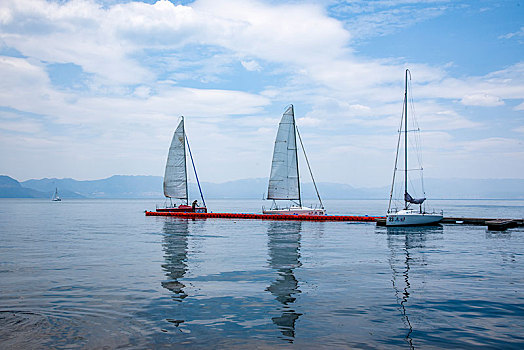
[1,199,523,348]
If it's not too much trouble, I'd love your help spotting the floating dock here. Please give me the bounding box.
[440,217,524,226]
[145,211,380,222]
[145,211,523,229]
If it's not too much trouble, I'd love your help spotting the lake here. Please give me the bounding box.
[1,198,523,348]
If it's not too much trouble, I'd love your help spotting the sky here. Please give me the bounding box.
[0,0,523,187]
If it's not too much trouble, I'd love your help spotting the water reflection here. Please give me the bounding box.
[161,219,190,302]
[386,226,442,349]
[266,221,303,342]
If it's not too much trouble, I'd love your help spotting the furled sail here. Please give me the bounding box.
[267,106,300,200]
[404,192,426,205]
[163,119,187,200]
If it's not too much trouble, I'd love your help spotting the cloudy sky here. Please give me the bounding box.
[1,0,523,187]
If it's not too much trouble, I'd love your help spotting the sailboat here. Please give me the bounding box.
[386,69,442,226]
[51,187,61,201]
[263,105,325,216]
[156,116,207,213]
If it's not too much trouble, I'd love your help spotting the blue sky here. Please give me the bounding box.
[0,0,523,187]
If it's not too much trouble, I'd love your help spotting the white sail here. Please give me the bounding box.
[51,187,61,201]
[163,119,187,200]
[267,106,300,200]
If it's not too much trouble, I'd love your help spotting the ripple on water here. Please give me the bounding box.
[0,310,147,349]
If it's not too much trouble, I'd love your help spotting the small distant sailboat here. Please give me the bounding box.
[263,105,325,216]
[51,187,61,201]
[156,116,207,213]
[386,69,442,226]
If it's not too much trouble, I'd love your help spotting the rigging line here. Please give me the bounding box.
[389,93,405,213]
[407,78,424,170]
[295,125,324,209]
[185,132,206,208]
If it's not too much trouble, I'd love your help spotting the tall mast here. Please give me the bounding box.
[404,69,409,210]
[291,105,302,207]
[182,116,188,205]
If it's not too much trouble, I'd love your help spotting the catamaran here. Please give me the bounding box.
[263,105,325,216]
[386,69,442,226]
[51,187,61,202]
[156,116,207,213]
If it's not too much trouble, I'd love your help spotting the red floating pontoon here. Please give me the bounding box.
[145,211,381,222]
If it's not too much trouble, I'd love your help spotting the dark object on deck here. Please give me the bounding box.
[486,219,518,231]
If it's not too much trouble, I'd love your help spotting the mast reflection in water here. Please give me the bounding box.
[387,226,441,350]
[266,221,303,342]
[161,219,190,303]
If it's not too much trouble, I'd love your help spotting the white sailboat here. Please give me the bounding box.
[263,105,325,216]
[51,187,61,201]
[386,69,442,226]
[157,116,207,213]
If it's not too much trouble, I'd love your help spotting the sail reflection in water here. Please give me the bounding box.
[161,219,190,302]
[266,221,303,342]
[387,226,442,349]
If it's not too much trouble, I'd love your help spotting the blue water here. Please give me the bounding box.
[1,199,523,348]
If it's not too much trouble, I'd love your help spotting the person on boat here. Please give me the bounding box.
[192,200,198,211]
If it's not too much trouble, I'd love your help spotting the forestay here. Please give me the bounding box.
[163,120,187,200]
[267,106,300,200]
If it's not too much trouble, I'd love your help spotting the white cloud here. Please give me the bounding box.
[339,5,448,39]
[297,116,322,126]
[0,0,150,85]
[241,60,261,72]
[349,104,371,111]
[514,102,524,111]
[414,63,524,104]
[461,93,504,107]
[0,0,522,185]
[513,126,524,133]
[499,26,524,39]
[459,137,523,153]
[0,119,43,133]
[133,85,151,98]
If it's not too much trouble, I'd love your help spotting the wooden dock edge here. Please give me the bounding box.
[441,217,523,230]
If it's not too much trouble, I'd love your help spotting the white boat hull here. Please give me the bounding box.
[263,206,326,216]
[386,210,442,226]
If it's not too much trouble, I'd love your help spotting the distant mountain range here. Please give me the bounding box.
[0,175,48,198]
[1,175,523,199]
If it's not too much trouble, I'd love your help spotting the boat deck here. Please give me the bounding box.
[145,211,380,222]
